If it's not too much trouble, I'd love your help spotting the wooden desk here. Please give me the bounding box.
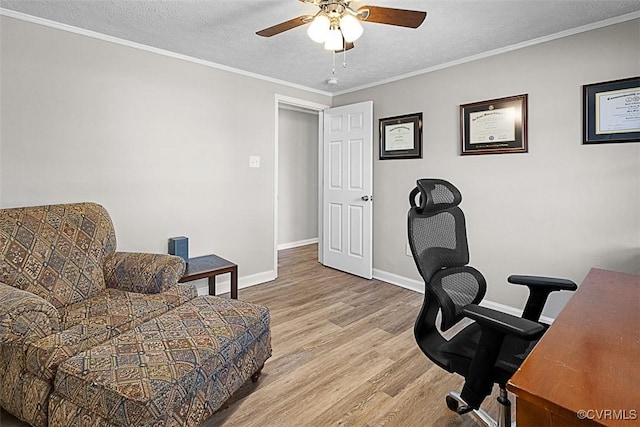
[179,254,238,299]
[507,268,640,426]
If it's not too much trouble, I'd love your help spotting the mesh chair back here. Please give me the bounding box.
[408,179,486,331]
[408,179,468,281]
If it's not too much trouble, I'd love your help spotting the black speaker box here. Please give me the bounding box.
[168,236,189,263]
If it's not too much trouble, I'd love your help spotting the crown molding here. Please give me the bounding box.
[333,11,640,96]
[0,8,334,98]
[2,7,638,99]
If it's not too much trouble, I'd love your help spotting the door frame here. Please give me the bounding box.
[274,94,329,278]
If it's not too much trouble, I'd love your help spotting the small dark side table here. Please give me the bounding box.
[178,254,238,299]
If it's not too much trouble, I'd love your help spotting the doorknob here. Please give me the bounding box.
[361,195,370,201]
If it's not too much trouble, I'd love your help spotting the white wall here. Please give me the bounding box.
[2,15,638,316]
[0,16,331,286]
[334,19,640,318]
[278,107,319,248]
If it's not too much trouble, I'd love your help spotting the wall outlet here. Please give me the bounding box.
[406,242,412,257]
[249,156,261,168]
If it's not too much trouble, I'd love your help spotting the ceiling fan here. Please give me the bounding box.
[256,0,427,52]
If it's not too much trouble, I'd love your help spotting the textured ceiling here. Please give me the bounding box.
[1,0,639,94]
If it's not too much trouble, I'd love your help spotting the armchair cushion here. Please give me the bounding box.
[104,252,186,294]
[0,283,60,345]
[25,285,197,381]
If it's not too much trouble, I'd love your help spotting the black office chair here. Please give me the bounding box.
[407,179,576,427]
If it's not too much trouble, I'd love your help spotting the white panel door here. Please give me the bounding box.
[322,101,373,279]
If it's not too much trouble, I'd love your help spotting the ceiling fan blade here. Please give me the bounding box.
[357,6,426,28]
[256,15,312,37]
[335,42,355,53]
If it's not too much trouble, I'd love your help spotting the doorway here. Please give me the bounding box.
[277,104,319,250]
[274,95,329,277]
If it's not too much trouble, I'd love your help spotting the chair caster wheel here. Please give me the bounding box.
[446,395,459,412]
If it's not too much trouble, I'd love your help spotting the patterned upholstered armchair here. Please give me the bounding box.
[0,203,197,427]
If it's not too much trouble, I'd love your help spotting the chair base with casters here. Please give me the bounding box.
[407,179,577,426]
[447,388,511,427]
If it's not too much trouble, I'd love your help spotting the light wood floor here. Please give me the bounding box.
[204,244,504,426]
[2,244,505,426]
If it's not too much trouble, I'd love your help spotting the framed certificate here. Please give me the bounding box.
[583,76,640,144]
[460,94,528,155]
[379,112,422,159]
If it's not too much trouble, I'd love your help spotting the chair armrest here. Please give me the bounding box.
[104,252,186,294]
[458,304,544,410]
[0,282,60,345]
[463,305,544,340]
[508,275,577,321]
[508,275,577,291]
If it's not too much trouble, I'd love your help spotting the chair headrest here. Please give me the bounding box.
[409,179,462,213]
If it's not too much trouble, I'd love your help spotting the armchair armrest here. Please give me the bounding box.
[508,275,577,321]
[0,282,60,345]
[104,252,186,294]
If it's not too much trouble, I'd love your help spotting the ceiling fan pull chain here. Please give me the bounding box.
[343,42,347,69]
[332,50,336,75]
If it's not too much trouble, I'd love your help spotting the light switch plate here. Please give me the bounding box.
[249,156,260,168]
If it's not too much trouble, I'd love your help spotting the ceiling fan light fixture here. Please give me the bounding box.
[324,28,343,51]
[307,14,330,43]
[339,14,363,43]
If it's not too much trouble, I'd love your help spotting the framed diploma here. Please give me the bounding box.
[583,76,640,144]
[379,112,422,159]
[460,94,528,155]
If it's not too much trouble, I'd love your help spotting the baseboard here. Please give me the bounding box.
[195,269,277,297]
[277,238,318,251]
[373,268,424,293]
[373,268,556,324]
